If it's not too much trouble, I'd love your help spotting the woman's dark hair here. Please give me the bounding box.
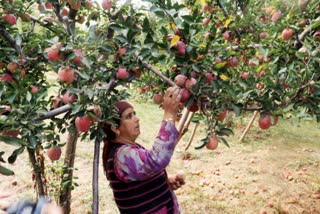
[101,100,133,173]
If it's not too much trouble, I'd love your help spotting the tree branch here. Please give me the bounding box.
[0,26,26,60]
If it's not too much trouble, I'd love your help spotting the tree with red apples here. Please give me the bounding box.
[0,0,319,213]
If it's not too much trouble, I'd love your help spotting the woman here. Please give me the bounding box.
[102,86,184,214]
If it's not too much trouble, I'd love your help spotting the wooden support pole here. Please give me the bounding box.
[238,111,258,142]
[184,122,199,151]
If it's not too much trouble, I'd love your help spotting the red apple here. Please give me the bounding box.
[218,109,227,122]
[118,48,126,56]
[240,72,249,79]
[1,73,13,82]
[174,74,187,87]
[153,94,164,105]
[174,41,186,56]
[223,32,231,41]
[51,96,62,109]
[256,83,264,90]
[179,88,191,104]
[58,66,75,84]
[281,27,293,40]
[68,0,81,10]
[203,32,211,39]
[2,14,16,25]
[72,49,83,66]
[91,105,102,122]
[2,130,19,137]
[61,8,69,16]
[258,114,271,129]
[75,115,91,132]
[7,62,19,73]
[187,101,199,112]
[0,105,11,115]
[206,136,219,150]
[31,86,39,94]
[11,181,17,186]
[185,78,197,89]
[62,91,76,104]
[116,68,129,80]
[45,2,52,9]
[47,49,59,62]
[271,10,281,22]
[101,0,112,10]
[259,32,267,39]
[85,0,93,10]
[131,67,141,78]
[47,145,62,161]
[202,18,210,26]
[205,73,214,83]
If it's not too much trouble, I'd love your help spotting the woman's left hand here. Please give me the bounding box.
[167,173,185,190]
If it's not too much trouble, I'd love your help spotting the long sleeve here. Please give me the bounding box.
[114,120,179,181]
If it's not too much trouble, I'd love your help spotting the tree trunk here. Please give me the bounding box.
[59,129,79,214]
[27,148,45,196]
[92,138,101,214]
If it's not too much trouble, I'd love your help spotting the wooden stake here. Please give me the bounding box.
[238,110,258,142]
[184,122,199,151]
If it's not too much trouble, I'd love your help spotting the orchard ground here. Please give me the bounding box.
[1,95,320,214]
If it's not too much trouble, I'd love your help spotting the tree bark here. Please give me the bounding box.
[27,148,45,196]
[59,129,79,214]
[92,138,101,214]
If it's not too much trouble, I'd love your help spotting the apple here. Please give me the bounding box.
[218,109,227,122]
[227,57,238,68]
[202,18,210,26]
[61,7,69,16]
[258,114,271,129]
[174,41,186,56]
[51,96,62,109]
[202,3,209,11]
[203,32,211,39]
[11,181,17,186]
[259,210,267,214]
[298,0,307,10]
[72,49,83,66]
[116,68,129,80]
[179,88,191,104]
[85,0,93,10]
[223,32,231,41]
[240,72,249,79]
[256,83,264,90]
[47,49,59,62]
[7,62,19,73]
[215,57,222,63]
[0,105,11,115]
[271,10,281,22]
[205,73,214,83]
[58,66,75,84]
[31,86,39,94]
[312,31,320,42]
[68,0,81,10]
[47,145,62,161]
[101,0,112,10]
[185,78,197,89]
[153,94,163,104]
[187,101,199,112]
[2,14,16,25]
[45,2,52,9]
[1,73,13,82]
[63,91,76,104]
[91,105,102,122]
[2,130,19,137]
[206,136,219,150]
[174,74,187,87]
[259,32,267,39]
[131,67,141,78]
[75,115,91,132]
[118,48,126,56]
[281,27,293,40]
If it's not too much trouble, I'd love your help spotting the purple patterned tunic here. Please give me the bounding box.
[113,120,180,213]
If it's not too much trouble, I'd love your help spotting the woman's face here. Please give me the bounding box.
[117,107,140,142]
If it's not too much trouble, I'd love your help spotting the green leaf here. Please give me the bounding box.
[8,146,25,164]
[195,137,208,150]
[220,137,230,148]
[0,136,28,147]
[0,165,14,176]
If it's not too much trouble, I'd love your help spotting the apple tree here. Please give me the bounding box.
[0,0,319,213]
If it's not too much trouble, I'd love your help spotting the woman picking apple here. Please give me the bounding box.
[102,86,185,213]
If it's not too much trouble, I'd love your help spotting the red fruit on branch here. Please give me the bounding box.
[131,67,141,78]
[240,72,249,79]
[31,86,39,94]
[258,114,271,129]
[7,62,19,73]
[281,27,293,40]
[174,74,187,87]
[47,145,62,161]
[202,18,210,26]
[2,130,19,137]
[47,49,59,62]
[75,115,91,132]
[218,109,227,122]
[271,10,281,22]
[185,78,197,89]
[1,73,13,82]
[118,48,126,56]
[174,41,186,56]
[116,68,129,80]
[58,66,75,84]
[179,88,191,104]
[206,136,219,150]
[68,0,81,10]
[187,101,199,112]
[51,97,62,109]
[153,94,164,105]
[0,105,11,115]
[63,91,76,104]
[85,0,93,10]
[223,32,231,41]
[101,0,112,10]
[2,14,16,25]
[256,83,264,90]
[91,105,102,122]
[72,49,84,66]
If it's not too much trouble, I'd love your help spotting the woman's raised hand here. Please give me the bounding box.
[162,86,181,122]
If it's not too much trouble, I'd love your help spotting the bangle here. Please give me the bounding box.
[164,117,175,122]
